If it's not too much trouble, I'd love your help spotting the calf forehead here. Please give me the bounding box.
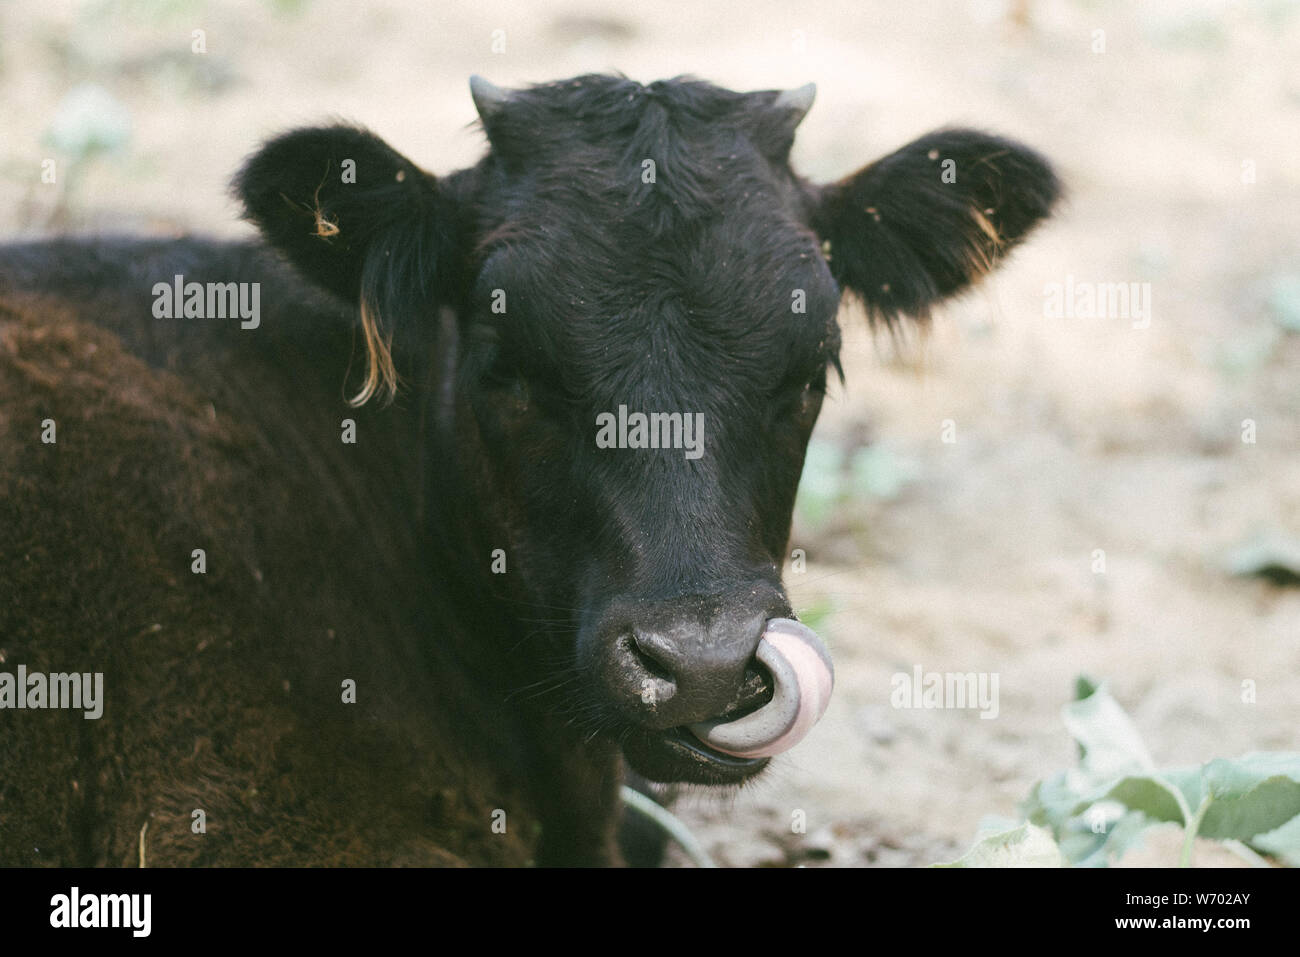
[472,76,837,401]
[482,214,837,404]
[491,75,761,165]
[478,75,807,258]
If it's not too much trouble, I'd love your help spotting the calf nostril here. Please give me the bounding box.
[617,634,678,711]
[627,633,676,684]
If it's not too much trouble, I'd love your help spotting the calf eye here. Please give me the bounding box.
[802,368,828,402]
[486,369,530,414]
[508,377,531,412]
[798,381,820,416]
[784,375,825,426]
[479,353,532,415]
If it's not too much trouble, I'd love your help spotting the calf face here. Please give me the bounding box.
[235,74,1059,785]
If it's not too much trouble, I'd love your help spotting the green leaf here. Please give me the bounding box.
[1059,809,1154,867]
[1104,775,1187,825]
[1062,683,1155,779]
[1251,815,1300,866]
[1000,680,1300,867]
[935,823,1064,868]
[1021,772,1083,831]
[1024,772,1188,845]
[1197,754,1300,842]
[1225,534,1300,586]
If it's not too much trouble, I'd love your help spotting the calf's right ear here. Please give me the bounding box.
[234,125,458,403]
[234,125,455,301]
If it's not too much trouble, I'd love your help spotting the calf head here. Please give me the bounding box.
[236,74,1059,785]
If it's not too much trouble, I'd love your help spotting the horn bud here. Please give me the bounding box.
[469,74,510,122]
[773,81,817,127]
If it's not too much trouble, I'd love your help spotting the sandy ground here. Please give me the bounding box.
[2,0,1297,866]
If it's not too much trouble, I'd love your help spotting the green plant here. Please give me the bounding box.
[938,678,1300,867]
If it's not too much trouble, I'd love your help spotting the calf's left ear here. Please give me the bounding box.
[810,128,1061,323]
[234,125,459,403]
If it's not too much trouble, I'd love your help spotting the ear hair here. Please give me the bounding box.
[350,214,447,406]
[234,125,456,406]
[811,128,1061,323]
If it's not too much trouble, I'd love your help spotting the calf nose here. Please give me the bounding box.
[622,615,766,727]
[595,593,778,730]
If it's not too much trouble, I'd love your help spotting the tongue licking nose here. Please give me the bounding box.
[689,618,833,759]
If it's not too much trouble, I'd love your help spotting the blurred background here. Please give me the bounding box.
[2,0,1297,866]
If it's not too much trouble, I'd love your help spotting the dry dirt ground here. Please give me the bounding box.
[2,0,1297,867]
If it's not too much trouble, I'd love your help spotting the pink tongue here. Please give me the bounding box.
[688,619,834,759]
